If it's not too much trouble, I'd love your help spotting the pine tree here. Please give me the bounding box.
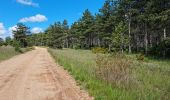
[13,23,30,47]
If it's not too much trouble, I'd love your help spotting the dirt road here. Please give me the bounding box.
[0,48,92,100]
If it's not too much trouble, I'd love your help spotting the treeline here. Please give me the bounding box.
[2,0,170,57]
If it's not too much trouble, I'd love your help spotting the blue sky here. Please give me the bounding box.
[0,0,105,39]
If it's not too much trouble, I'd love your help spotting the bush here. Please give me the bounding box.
[14,46,23,53]
[21,47,35,52]
[26,47,35,51]
[12,41,23,53]
[95,53,135,88]
[136,54,145,61]
[73,43,81,49]
[91,47,108,54]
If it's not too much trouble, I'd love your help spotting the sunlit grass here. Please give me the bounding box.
[0,46,20,61]
[0,46,34,61]
[48,48,170,100]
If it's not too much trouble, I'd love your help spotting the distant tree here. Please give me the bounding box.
[13,23,30,47]
[5,37,12,46]
[47,22,64,49]
[62,20,70,48]
[0,38,4,46]
[21,0,170,57]
[70,9,95,49]
[112,22,128,53]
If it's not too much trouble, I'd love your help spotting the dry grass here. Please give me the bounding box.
[95,53,136,89]
[0,46,20,61]
[0,46,34,61]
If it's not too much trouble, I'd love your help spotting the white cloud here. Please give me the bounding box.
[0,23,7,38]
[19,14,48,23]
[31,27,43,33]
[0,24,18,39]
[8,25,18,38]
[8,25,17,33]
[16,0,39,7]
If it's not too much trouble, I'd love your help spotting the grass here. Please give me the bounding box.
[0,46,20,61]
[0,46,34,61]
[48,48,170,100]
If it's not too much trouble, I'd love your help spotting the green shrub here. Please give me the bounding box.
[26,47,35,51]
[0,46,20,61]
[12,41,22,53]
[92,47,108,54]
[73,43,81,49]
[136,54,145,61]
[15,46,23,53]
[21,46,35,53]
[14,44,23,53]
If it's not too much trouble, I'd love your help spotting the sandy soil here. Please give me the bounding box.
[0,47,93,100]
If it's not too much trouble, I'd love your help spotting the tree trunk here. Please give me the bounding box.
[66,36,69,48]
[136,25,140,52]
[145,23,148,55]
[163,28,166,58]
[164,28,166,39]
[121,32,124,53]
[150,34,153,48]
[98,37,101,47]
[128,18,132,54]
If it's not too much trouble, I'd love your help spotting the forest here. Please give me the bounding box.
[0,0,169,57]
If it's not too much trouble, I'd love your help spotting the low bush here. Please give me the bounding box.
[136,53,145,61]
[22,46,35,52]
[95,53,135,89]
[15,46,23,53]
[0,46,20,61]
[91,47,108,54]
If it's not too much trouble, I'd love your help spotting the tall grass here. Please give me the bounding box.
[95,54,136,89]
[0,46,34,61]
[0,46,20,61]
[48,48,170,100]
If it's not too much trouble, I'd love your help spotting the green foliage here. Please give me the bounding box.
[0,38,4,46]
[27,33,48,47]
[0,46,20,61]
[149,37,170,57]
[13,0,169,58]
[136,53,145,61]
[12,40,22,53]
[0,46,33,61]
[5,37,13,46]
[21,47,35,52]
[112,22,129,51]
[91,47,108,54]
[13,23,29,47]
[46,21,66,49]
[164,37,170,48]
[69,9,95,48]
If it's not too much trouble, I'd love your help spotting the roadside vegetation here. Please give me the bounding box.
[0,46,34,61]
[0,46,20,61]
[48,48,170,100]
